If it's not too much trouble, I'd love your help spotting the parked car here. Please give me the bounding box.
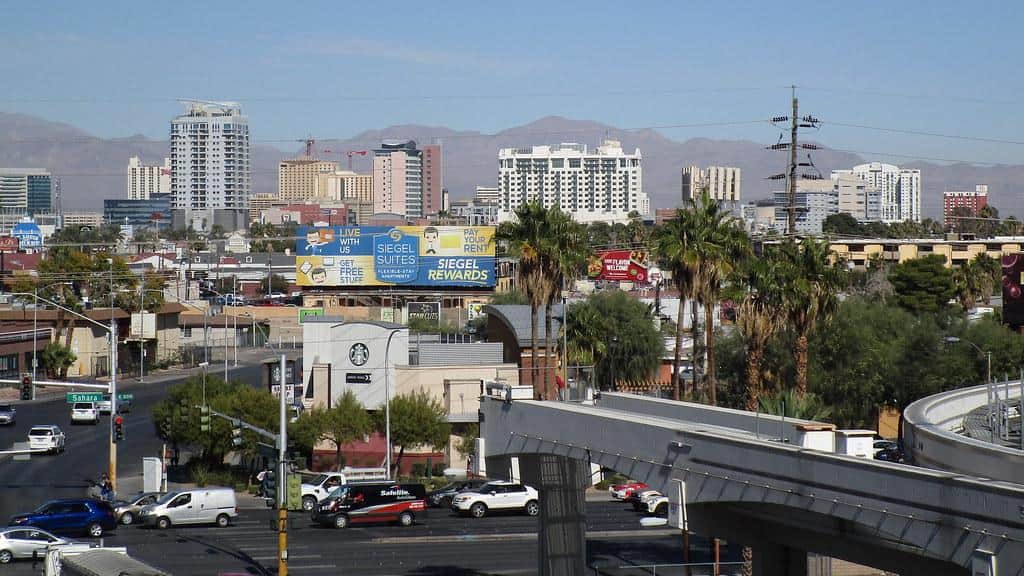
[113,492,162,525]
[630,489,663,511]
[609,481,648,501]
[873,439,899,458]
[312,482,427,529]
[140,488,238,529]
[0,404,16,426]
[27,426,65,454]
[0,527,88,563]
[641,493,668,516]
[451,481,539,518]
[70,402,98,425]
[428,479,492,508]
[8,499,117,538]
[95,396,113,415]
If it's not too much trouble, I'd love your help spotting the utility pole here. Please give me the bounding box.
[277,353,289,576]
[788,86,798,239]
[768,86,821,239]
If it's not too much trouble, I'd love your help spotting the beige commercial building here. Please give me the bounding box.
[317,170,373,203]
[127,156,171,200]
[248,193,278,223]
[278,159,338,202]
[63,212,106,229]
[682,165,741,205]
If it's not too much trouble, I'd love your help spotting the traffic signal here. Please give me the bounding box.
[264,469,277,502]
[178,400,189,420]
[20,375,32,401]
[231,425,243,446]
[199,405,210,432]
[159,415,172,440]
[113,415,124,442]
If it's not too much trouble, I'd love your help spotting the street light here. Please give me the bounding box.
[383,327,408,478]
[944,336,994,441]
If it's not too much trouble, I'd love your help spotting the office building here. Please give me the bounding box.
[497,140,647,224]
[474,186,500,204]
[317,170,373,203]
[104,193,172,229]
[681,165,741,205]
[449,199,499,226]
[248,193,278,223]
[0,169,52,215]
[62,212,105,230]
[127,156,171,200]
[279,158,338,202]
[772,174,884,235]
[832,162,920,223]
[170,100,250,231]
[944,185,989,230]
[372,140,441,218]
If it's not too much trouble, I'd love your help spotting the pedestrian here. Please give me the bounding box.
[257,466,270,497]
[555,373,566,401]
[100,475,113,501]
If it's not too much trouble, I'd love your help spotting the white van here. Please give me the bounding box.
[140,487,238,529]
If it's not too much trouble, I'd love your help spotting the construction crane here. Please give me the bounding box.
[322,149,368,171]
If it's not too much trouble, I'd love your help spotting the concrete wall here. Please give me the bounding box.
[302,321,408,410]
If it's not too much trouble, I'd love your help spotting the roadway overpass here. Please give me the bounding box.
[480,392,1024,576]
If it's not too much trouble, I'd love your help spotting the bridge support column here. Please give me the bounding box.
[518,453,588,576]
[753,542,807,576]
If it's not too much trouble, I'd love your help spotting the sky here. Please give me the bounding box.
[2,1,1024,164]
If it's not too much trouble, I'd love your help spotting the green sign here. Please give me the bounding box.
[118,393,134,401]
[298,308,324,323]
[287,473,302,511]
[66,392,102,404]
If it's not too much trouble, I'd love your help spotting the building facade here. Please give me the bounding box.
[62,212,106,230]
[474,186,500,205]
[127,156,171,200]
[832,162,920,224]
[317,170,373,203]
[372,140,440,218]
[248,193,278,223]
[772,174,883,235]
[0,169,51,215]
[278,158,338,202]
[497,140,647,224]
[448,199,499,226]
[943,185,988,230]
[104,193,172,229]
[170,101,250,231]
[681,165,741,205]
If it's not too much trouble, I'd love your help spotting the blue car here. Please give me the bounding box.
[9,499,117,538]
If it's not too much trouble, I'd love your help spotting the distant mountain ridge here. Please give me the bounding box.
[1,111,1022,220]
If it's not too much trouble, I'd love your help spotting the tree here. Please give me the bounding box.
[889,254,955,315]
[39,342,76,379]
[540,209,588,400]
[822,213,863,236]
[650,209,697,400]
[374,389,450,477]
[304,390,372,470]
[759,388,832,422]
[735,256,787,411]
[569,291,663,390]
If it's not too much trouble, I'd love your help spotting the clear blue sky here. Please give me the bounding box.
[2,1,1023,163]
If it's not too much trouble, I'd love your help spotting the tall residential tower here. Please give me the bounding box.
[832,162,920,223]
[127,156,171,200]
[371,140,441,218]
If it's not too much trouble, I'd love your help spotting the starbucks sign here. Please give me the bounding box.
[349,343,369,366]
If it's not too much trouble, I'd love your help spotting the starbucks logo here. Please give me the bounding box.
[349,343,369,366]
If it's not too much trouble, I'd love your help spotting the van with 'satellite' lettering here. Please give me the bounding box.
[311,482,426,529]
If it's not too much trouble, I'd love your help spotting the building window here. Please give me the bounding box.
[0,354,19,378]
[182,327,193,338]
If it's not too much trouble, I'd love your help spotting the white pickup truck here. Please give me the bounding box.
[300,467,388,511]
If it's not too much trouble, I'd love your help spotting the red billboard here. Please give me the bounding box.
[0,237,18,252]
[587,250,649,282]
[1002,253,1024,326]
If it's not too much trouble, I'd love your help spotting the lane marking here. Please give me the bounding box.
[249,554,321,561]
[368,528,679,544]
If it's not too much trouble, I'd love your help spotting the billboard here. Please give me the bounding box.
[586,249,650,283]
[296,226,495,288]
[408,302,440,323]
[1002,253,1024,326]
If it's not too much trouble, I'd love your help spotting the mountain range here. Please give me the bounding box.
[2,111,1022,220]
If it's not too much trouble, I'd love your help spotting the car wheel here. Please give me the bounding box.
[398,512,414,527]
[469,502,487,518]
[87,522,104,538]
[0,550,12,564]
[156,516,171,530]
[333,514,349,529]
[302,496,317,512]
[120,512,134,525]
[216,514,230,528]
[525,500,539,517]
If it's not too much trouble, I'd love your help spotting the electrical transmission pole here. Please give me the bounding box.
[788,87,799,238]
[769,86,821,239]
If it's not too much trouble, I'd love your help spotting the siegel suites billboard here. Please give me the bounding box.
[296,226,496,288]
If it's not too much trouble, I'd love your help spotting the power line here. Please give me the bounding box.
[824,121,1024,146]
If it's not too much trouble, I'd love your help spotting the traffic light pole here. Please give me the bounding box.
[278,353,289,576]
[109,317,118,492]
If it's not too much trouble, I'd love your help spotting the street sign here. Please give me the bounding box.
[118,393,134,401]
[0,236,18,252]
[298,308,324,323]
[67,392,103,403]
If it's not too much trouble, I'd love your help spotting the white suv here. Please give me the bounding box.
[451,481,539,518]
[28,426,65,454]
[70,402,98,425]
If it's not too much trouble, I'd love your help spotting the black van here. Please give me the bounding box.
[311,482,427,529]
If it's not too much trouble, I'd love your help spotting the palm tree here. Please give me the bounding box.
[540,209,587,400]
[497,203,551,396]
[689,191,750,405]
[650,209,697,400]
[735,256,787,411]
[952,260,979,312]
[779,238,845,396]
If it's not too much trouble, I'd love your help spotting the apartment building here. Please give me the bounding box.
[943,185,988,230]
[127,156,171,200]
[278,158,338,202]
[681,165,741,205]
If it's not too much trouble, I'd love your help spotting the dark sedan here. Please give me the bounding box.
[427,479,492,508]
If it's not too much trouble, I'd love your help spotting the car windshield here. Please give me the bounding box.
[29,428,51,436]
[327,486,349,500]
[312,474,332,486]
[0,405,12,411]
[155,492,179,505]
[437,483,458,492]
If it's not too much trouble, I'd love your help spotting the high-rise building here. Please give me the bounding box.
[681,165,741,205]
[474,186,500,204]
[832,162,920,223]
[170,101,250,231]
[772,174,883,235]
[317,170,373,203]
[104,193,172,229]
[278,158,338,202]
[0,169,52,215]
[497,140,647,224]
[372,140,441,218]
[127,156,171,200]
[943,185,989,230]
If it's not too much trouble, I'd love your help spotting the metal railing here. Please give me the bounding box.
[592,562,746,576]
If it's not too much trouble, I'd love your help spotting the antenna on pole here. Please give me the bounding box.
[766,85,821,238]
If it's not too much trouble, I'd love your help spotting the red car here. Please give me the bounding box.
[609,481,648,501]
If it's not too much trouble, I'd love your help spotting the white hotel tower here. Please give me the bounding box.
[497,140,648,224]
[170,100,250,231]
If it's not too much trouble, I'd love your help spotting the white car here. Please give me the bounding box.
[0,527,84,563]
[631,489,662,512]
[27,426,65,454]
[642,494,668,516]
[96,396,113,415]
[451,481,539,518]
[70,402,98,425]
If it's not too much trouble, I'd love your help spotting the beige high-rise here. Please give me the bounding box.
[279,159,338,202]
[317,170,373,203]
[682,165,741,205]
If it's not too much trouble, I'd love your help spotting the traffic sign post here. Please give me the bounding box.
[66,392,103,403]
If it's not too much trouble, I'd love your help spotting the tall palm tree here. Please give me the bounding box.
[540,209,587,400]
[650,209,697,400]
[497,203,551,396]
[779,238,845,396]
[735,256,787,411]
[689,191,750,405]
